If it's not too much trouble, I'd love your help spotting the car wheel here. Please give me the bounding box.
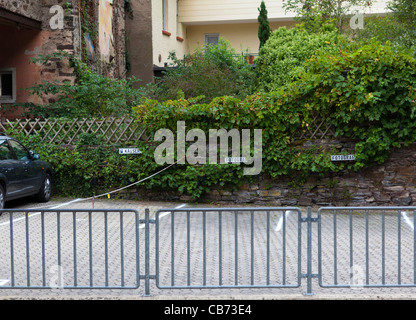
[36,174,52,203]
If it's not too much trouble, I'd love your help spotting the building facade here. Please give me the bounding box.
[127,0,390,84]
[0,0,392,115]
[0,0,126,119]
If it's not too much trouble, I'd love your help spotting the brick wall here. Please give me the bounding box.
[0,0,126,118]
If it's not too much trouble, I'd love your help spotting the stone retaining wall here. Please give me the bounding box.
[119,143,416,207]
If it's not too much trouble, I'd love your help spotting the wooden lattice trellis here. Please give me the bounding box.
[0,118,147,145]
[0,115,335,145]
[297,115,336,140]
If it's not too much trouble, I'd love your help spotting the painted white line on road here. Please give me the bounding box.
[401,211,414,231]
[139,203,187,229]
[0,199,84,227]
[0,279,10,286]
[159,203,187,219]
[275,210,292,232]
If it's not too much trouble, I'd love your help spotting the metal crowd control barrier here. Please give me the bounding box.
[0,209,140,289]
[2,206,416,296]
[318,207,416,291]
[155,207,302,290]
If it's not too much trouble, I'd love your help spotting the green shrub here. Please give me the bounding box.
[12,53,144,119]
[134,39,416,197]
[146,38,256,103]
[256,26,342,92]
[286,39,416,169]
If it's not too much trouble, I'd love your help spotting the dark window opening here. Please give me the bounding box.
[1,73,13,97]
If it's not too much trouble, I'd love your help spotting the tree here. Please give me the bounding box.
[258,1,271,50]
[282,0,373,33]
[354,0,416,48]
[388,0,416,26]
[386,0,416,47]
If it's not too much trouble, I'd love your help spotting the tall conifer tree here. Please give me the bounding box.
[258,1,271,50]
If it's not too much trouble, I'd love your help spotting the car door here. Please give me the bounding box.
[8,139,41,195]
[0,139,22,198]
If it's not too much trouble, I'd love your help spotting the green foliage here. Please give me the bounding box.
[13,131,249,199]
[382,0,416,48]
[12,130,155,197]
[287,39,416,169]
[13,53,144,119]
[388,0,416,26]
[13,39,416,200]
[146,38,256,103]
[256,26,342,92]
[134,93,344,195]
[258,1,271,50]
[133,39,416,198]
[352,15,411,47]
[282,0,373,32]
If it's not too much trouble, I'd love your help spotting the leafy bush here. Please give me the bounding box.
[135,93,343,195]
[286,39,416,168]
[134,39,416,197]
[12,131,156,197]
[256,26,342,92]
[13,53,145,119]
[146,38,256,103]
[353,15,416,49]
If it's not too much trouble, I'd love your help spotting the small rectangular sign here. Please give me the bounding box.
[224,157,247,163]
[119,148,142,155]
[331,154,355,161]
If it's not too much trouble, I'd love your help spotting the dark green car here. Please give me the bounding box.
[0,134,52,209]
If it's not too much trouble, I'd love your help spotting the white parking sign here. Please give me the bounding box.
[119,148,142,155]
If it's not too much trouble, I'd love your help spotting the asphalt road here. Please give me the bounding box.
[1,196,416,300]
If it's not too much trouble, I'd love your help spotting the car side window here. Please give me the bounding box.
[8,140,29,161]
[0,140,12,160]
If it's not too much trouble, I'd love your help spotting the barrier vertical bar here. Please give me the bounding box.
[104,211,109,287]
[365,210,369,285]
[382,209,385,285]
[41,212,46,287]
[398,210,402,285]
[306,207,313,295]
[88,211,93,287]
[57,212,62,287]
[144,208,151,296]
[120,212,124,287]
[266,211,270,286]
[234,211,238,286]
[414,210,416,285]
[219,211,222,286]
[171,211,175,286]
[333,209,337,285]
[250,210,254,286]
[202,210,206,286]
[25,213,30,287]
[283,210,286,285]
[187,210,191,286]
[73,212,77,287]
[10,213,15,287]
[349,209,353,282]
